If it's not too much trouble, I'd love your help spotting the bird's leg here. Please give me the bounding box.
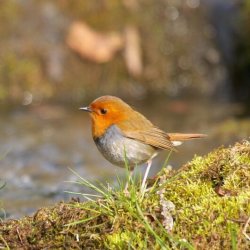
[141,159,152,194]
[124,170,133,196]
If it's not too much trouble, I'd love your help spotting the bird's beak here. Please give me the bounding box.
[79,106,92,112]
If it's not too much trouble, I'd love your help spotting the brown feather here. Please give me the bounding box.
[124,128,176,151]
[167,133,207,141]
[117,110,176,151]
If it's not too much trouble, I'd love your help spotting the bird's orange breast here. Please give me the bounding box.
[90,109,127,138]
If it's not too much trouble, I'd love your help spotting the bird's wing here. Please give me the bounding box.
[125,127,176,151]
[117,112,176,151]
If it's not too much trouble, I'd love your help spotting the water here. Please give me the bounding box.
[0,96,248,218]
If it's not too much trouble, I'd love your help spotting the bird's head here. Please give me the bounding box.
[80,96,132,138]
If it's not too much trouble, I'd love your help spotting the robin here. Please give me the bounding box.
[80,95,206,190]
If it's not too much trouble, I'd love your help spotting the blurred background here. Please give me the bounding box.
[0,0,249,218]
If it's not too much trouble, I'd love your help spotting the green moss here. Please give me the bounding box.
[162,140,250,249]
[0,140,249,249]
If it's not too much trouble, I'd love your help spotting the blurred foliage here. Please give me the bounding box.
[236,1,250,72]
[0,53,48,101]
[242,1,250,56]
[0,0,225,104]
[229,1,250,109]
[0,0,19,33]
[57,0,132,29]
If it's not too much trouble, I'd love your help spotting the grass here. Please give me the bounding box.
[0,180,6,221]
[0,180,8,248]
[64,164,193,250]
[0,140,249,249]
[0,151,8,221]
[64,151,191,249]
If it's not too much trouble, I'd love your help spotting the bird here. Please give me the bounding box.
[80,95,206,191]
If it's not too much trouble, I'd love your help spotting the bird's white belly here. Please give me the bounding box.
[94,125,156,169]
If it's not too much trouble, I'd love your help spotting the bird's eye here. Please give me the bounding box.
[100,108,107,115]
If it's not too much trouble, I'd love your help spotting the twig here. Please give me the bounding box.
[16,227,23,244]
[243,217,250,241]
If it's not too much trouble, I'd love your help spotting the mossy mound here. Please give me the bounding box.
[0,140,249,249]
[162,140,250,249]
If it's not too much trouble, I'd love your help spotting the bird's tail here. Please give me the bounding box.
[168,133,207,146]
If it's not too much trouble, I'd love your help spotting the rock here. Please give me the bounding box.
[124,25,143,77]
[66,21,123,63]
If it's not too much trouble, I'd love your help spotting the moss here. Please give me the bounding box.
[0,140,249,249]
[162,140,250,249]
